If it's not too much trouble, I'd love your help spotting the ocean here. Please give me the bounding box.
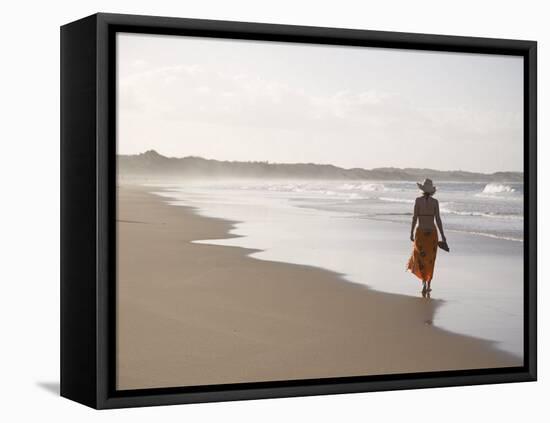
[232,180,524,242]
[151,179,524,358]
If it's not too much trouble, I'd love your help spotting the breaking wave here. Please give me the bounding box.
[378,197,415,204]
[439,206,523,220]
[338,182,390,192]
[481,183,515,194]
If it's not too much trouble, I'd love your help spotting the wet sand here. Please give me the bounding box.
[116,185,520,390]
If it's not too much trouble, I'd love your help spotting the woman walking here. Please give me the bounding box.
[407,178,447,294]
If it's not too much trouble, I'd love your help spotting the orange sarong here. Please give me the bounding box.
[407,227,438,282]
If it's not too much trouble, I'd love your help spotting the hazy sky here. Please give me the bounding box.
[117,33,523,173]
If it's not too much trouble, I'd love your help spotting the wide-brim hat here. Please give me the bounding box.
[417,178,436,194]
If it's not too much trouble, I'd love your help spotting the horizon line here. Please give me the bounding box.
[117,149,524,176]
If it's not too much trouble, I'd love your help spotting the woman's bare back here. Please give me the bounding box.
[410,194,446,242]
[415,195,438,230]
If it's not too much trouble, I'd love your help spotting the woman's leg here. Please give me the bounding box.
[427,280,432,292]
[422,280,427,292]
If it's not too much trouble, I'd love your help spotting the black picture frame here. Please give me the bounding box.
[60,12,537,409]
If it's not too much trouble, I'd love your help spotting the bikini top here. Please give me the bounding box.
[416,198,436,217]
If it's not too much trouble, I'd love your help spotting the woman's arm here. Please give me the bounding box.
[435,200,446,241]
[410,200,418,241]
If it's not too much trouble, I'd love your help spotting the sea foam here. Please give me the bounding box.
[481,183,516,194]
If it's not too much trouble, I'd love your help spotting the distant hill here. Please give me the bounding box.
[118,150,523,182]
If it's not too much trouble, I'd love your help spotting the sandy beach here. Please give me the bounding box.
[116,185,520,390]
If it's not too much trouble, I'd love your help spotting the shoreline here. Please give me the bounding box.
[158,182,523,357]
[117,184,521,390]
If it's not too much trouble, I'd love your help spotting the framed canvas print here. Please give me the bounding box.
[60,13,537,409]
